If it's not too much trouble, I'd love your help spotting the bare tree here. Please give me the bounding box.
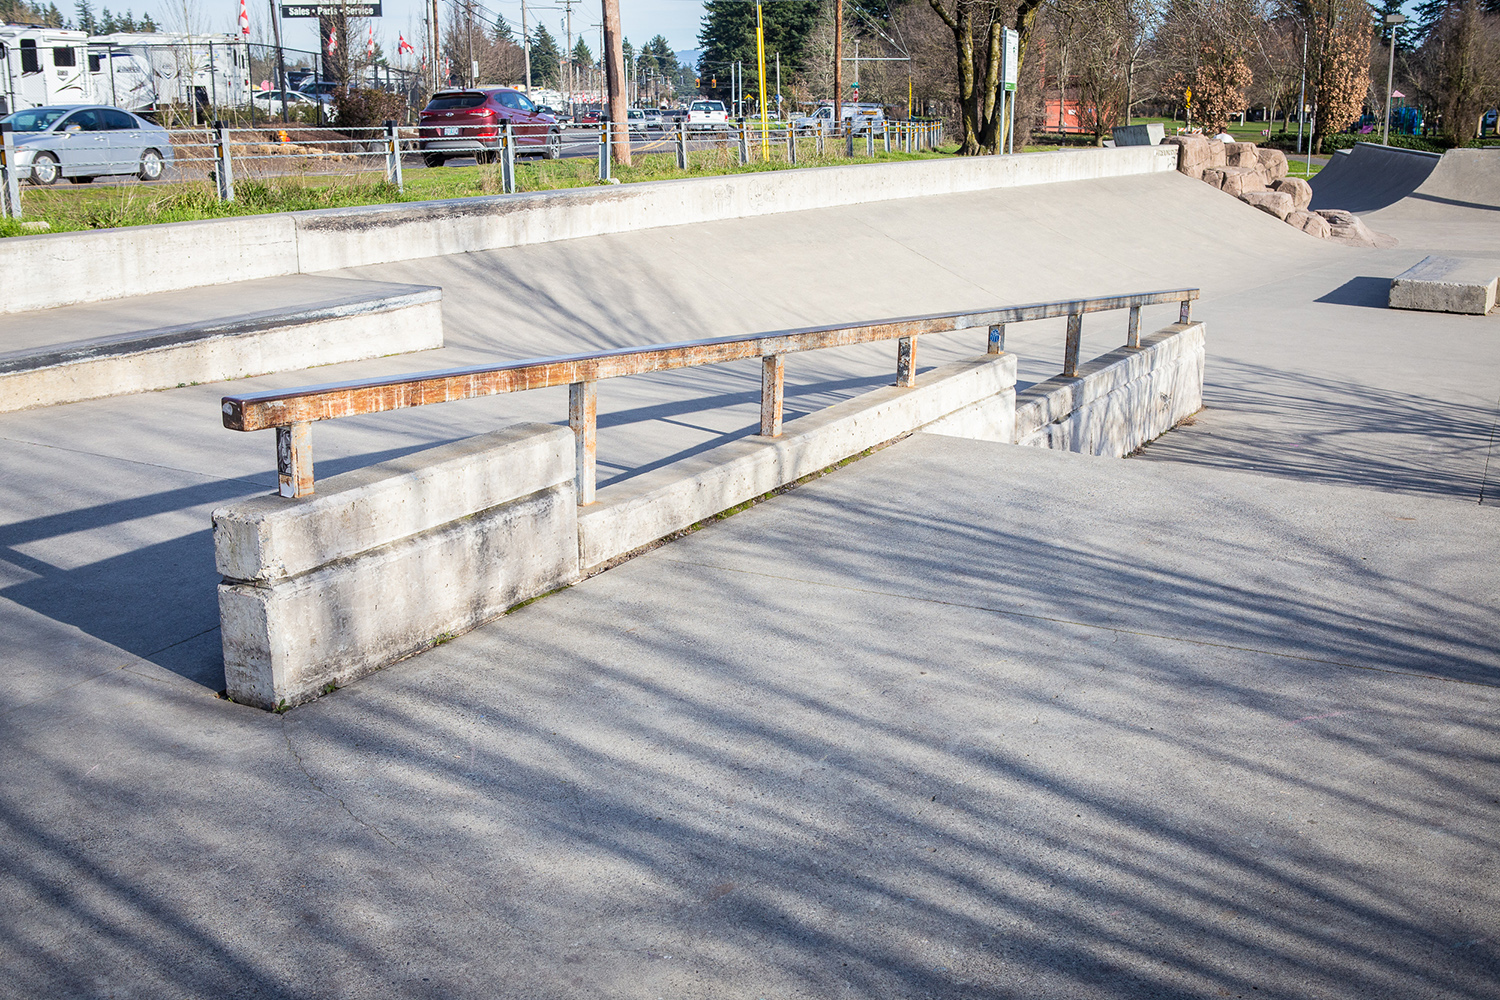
[924,0,1047,154]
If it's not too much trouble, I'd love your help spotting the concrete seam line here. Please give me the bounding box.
[655,556,1500,691]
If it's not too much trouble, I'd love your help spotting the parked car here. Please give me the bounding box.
[625,107,648,132]
[418,87,562,165]
[573,106,602,126]
[687,99,727,131]
[0,104,174,184]
[251,89,320,116]
[661,107,689,129]
[639,107,665,130]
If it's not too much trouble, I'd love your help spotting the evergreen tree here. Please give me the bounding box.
[493,13,515,44]
[120,7,135,31]
[99,6,115,32]
[139,11,153,30]
[697,0,820,88]
[47,3,66,26]
[572,37,593,67]
[73,0,95,33]
[530,24,562,87]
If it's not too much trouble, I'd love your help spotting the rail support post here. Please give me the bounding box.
[501,121,516,194]
[214,120,235,202]
[383,120,404,191]
[988,324,1005,355]
[570,380,597,505]
[1126,305,1141,348]
[738,122,750,165]
[896,336,917,387]
[0,123,19,219]
[1063,310,1083,378]
[676,122,688,169]
[276,421,313,498]
[760,354,785,437]
[1179,298,1193,323]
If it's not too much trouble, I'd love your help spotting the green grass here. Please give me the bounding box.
[0,142,951,238]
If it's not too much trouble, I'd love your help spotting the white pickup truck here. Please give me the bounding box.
[687,99,729,131]
[795,102,886,134]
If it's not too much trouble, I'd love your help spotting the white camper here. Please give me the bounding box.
[89,33,250,110]
[0,24,93,114]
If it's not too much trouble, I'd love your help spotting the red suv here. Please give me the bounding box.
[418,88,561,166]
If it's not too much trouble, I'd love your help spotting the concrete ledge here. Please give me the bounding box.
[0,281,442,413]
[215,424,578,709]
[577,353,1018,572]
[1014,323,1205,456]
[3,146,1178,312]
[1389,256,1499,315]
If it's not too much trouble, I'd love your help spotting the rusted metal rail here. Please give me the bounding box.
[221,288,1198,500]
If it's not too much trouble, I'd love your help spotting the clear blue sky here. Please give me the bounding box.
[182,0,707,63]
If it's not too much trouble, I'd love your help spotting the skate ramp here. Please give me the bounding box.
[1308,142,1441,213]
[1360,147,1500,253]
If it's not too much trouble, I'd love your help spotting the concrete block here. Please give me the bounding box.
[921,388,1018,443]
[215,424,579,709]
[1014,323,1205,457]
[1113,123,1165,147]
[0,282,441,413]
[0,214,299,314]
[577,353,1017,571]
[1389,256,1500,315]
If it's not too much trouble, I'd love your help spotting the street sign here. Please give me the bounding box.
[281,3,381,17]
[1001,27,1018,92]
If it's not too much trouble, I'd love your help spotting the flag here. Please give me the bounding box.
[327,28,337,52]
[397,33,414,55]
[1392,90,1406,99]
[367,25,375,58]
[238,0,249,36]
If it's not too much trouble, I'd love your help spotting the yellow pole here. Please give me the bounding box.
[757,3,769,160]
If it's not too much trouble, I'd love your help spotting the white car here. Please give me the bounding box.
[251,90,319,116]
[687,99,728,131]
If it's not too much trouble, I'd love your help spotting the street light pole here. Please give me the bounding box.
[1383,13,1407,146]
[1296,25,1306,155]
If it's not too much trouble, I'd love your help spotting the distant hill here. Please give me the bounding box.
[675,49,703,68]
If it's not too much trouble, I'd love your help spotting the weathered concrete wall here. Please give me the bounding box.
[3,146,1177,314]
[214,424,577,709]
[578,354,1018,572]
[1012,323,1205,456]
[1389,255,1499,315]
[0,287,441,413]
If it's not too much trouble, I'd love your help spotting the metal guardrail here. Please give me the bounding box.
[0,117,946,218]
[221,288,1198,501]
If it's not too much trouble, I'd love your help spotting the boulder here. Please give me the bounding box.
[1225,141,1261,168]
[1270,176,1312,212]
[1206,139,1227,168]
[1201,167,1227,189]
[1286,210,1332,239]
[1257,147,1289,180]
[1161,135,1209,178]
[1219,166,1267,197]
[1315,209,1398,248]
[1240,191,1295,221]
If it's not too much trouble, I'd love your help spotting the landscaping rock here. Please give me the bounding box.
[1240,191,1295,220]
[1285,210,1333,238]
[1206,140,1227,168]
[1219,166,1267,197]
[1257,147,1289,180]
[1225,141,1261,168]
[1201,167,1227,190]
[1270,177,1313,211]
[1315,209,1398,248]
[1161,135,1209,179]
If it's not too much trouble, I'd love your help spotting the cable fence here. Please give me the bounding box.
[0,117,946,222]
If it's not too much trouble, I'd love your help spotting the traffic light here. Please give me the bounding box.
[695,76,700,86]
[711,77,716,88]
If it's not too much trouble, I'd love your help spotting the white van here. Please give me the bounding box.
[796,101,885,134]
[0,25,93,114]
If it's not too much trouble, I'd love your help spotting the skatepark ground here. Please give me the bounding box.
[1,153,1497,998]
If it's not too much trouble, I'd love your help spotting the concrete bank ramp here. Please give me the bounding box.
[0,275,441,413]
[1308,142,1441,213]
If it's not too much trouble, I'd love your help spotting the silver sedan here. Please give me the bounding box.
[0,104,176,185]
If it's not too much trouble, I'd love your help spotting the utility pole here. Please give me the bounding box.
[1383,12,1407,145]
[563,1,574,115]
[833,0,842,127]
[522,0,531,93]
[431,0,440,91]
[267,0,288,95]
[602,0,629,165]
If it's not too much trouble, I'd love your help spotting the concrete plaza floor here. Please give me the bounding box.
[2,162,1498,998]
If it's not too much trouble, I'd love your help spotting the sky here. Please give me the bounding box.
[174,0,708,65]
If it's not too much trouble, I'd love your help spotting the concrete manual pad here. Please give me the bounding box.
[1389,255,1499,315]
[2,433,1497,998]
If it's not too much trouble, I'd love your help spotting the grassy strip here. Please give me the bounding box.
[0,143,955,238]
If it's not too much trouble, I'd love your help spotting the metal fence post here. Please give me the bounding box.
[883,122,891,153]
[214,120,235,202]
[383,119,403,191]
[787,126,797,164]
[816,128,825,156]
[676,122,688,170]
[866,127,875,157]
[1063,310,1083,377]
[501,121,516,194]
[845,126,855,158]
[0,123,20,219]
[598,121,611,182]
[738,121,749,165]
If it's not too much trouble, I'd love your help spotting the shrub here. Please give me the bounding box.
[332,87,410,131]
